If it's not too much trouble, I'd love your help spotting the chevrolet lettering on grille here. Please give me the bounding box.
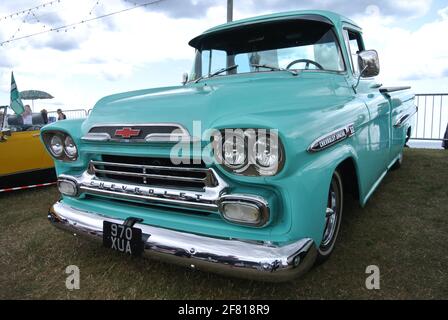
[88,180,205,201]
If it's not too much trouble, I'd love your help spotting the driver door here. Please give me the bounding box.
[343,28,391,189]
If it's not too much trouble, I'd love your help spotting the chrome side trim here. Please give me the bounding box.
[307,123,355,153]
[81,132,111,142]
[394,107,418,128]
[49,201,316,282]
[379,86,412,94]
[361,168,387,207]
[145,133,190,143]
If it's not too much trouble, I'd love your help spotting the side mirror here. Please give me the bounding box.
[358,50,380,78]
[181,72,189,85]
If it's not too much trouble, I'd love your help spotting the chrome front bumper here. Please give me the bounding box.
[49,201,317,282]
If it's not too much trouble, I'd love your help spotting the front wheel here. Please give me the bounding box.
[316,170,344,264]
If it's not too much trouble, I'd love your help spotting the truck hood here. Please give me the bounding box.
[82,73,354,139]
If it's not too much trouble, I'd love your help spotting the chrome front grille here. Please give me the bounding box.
[58,156,228,213]
[61,155,228,213]
[57,155,272,219]
[90,155,217,190]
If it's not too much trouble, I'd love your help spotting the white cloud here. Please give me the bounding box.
[0,0,223,108]
[0,0,446,109]
[438,5,448,19]
[234,0,433,19]
[354,5,448,86]
[388,0,432,17]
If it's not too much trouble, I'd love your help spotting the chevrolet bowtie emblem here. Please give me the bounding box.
[114,127,141,138]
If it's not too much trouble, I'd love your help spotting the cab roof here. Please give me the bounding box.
[189,10,360,48]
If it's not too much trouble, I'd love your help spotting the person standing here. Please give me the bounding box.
[57,109,66,120]
[22,105,33,125]
[41,109,48,124]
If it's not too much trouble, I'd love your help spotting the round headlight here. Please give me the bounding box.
[223,134,246,168]
[50,135,64,157]
[253,135,280,172]
[64,135,77,158]
[216,129,284,176]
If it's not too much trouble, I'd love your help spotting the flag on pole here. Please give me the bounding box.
[10,72,25,115]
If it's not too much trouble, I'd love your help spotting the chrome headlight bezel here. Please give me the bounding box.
[42,131,78,161]
[214,128,284,176]
[252,133,283,176]
[222,132,247,171]
[64,135,78,159]
[49,135,64,157]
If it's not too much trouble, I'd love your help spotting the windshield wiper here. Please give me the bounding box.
[195,65,239,83]
[251,64,298,76]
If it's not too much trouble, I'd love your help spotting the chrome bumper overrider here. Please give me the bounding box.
[49,201,317,282]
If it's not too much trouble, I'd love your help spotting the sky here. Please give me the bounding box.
[0,0,447,111]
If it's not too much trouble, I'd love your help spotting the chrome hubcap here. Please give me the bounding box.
[322,187,338,247]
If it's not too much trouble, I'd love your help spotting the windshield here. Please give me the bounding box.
[190,18,345,81]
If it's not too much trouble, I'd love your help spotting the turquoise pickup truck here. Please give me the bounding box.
[42,10,416,281]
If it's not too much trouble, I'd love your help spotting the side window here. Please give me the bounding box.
[344,29,364,74]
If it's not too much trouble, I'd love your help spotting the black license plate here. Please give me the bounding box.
[103,221,143,256]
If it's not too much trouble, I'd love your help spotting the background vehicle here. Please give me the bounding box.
[42,10,416,281]
[0,106,55,190]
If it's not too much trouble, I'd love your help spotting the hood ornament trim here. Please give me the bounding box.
[82,123,190,143]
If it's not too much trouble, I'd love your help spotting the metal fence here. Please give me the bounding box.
[48,109,88,121]
[411,94,448,142]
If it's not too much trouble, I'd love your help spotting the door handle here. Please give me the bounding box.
[32,133,40,137]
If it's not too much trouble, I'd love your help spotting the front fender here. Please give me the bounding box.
[263,141,359,246]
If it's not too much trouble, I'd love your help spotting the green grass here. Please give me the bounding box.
[1,149,447,299]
